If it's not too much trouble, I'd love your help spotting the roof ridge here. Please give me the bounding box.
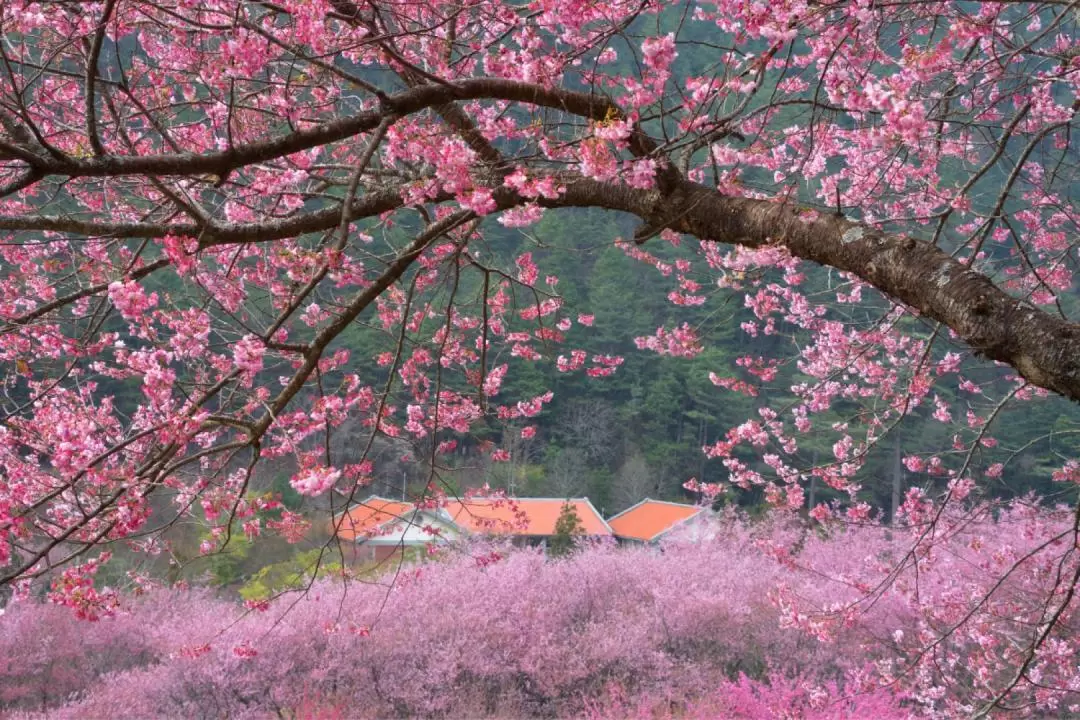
[580,496,614,534]
[608,498,700,520]
[461,496,608,516]
[606,497,652,521]
[606,499,707,542]
[332,495,414,523]
[359,494,413,505]
[443,496,612,536]
[641,498,700,509]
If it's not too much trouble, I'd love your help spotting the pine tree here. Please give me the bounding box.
[549,502,584,558]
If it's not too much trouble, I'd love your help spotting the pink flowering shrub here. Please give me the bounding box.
[0,588,216,712]
[582,673,906,719]
[4,503,1080,718]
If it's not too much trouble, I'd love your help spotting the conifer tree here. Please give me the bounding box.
[549,502,584,558]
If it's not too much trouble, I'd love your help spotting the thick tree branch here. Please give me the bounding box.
[0,186,406,244]
[4,171,1079,403]
[559,179,1080,404]
[1,60,1076,407]
[8,79,649,181]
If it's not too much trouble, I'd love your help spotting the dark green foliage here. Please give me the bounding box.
[549,502,584,558]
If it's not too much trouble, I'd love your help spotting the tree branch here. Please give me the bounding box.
[5,170,1080,404]
[565,179,1080,404]
[14,79,640,180]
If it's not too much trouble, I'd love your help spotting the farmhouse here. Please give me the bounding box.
[334,494,706,558]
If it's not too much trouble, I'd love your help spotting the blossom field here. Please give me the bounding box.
[3,503,1079,719]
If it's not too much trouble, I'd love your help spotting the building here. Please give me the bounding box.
[607,498,707,544]
[334,494,716,559]
[333,496,460,563]
[333,495,613,557]
[444,497,612,546]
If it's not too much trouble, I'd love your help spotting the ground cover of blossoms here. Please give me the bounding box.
[4,502,1080,719]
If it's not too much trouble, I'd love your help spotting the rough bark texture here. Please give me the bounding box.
[667,183,1080,402]
[547,178,1080,402]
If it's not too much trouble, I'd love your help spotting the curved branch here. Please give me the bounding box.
[0,186,406,245]
[553,178,1080,403]
[18,79,641,180]
[4,169,1080,404]
[2,64,1078,408]
[2,258,169,327]
[258,209,476,428]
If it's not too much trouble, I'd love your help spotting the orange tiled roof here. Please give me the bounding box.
[335,497,413,542]
[444,498,612,537]
[607,499,703,542]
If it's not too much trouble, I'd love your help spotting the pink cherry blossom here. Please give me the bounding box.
[290,465,342,496]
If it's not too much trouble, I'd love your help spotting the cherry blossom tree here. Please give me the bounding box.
[0,0,1078,711]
